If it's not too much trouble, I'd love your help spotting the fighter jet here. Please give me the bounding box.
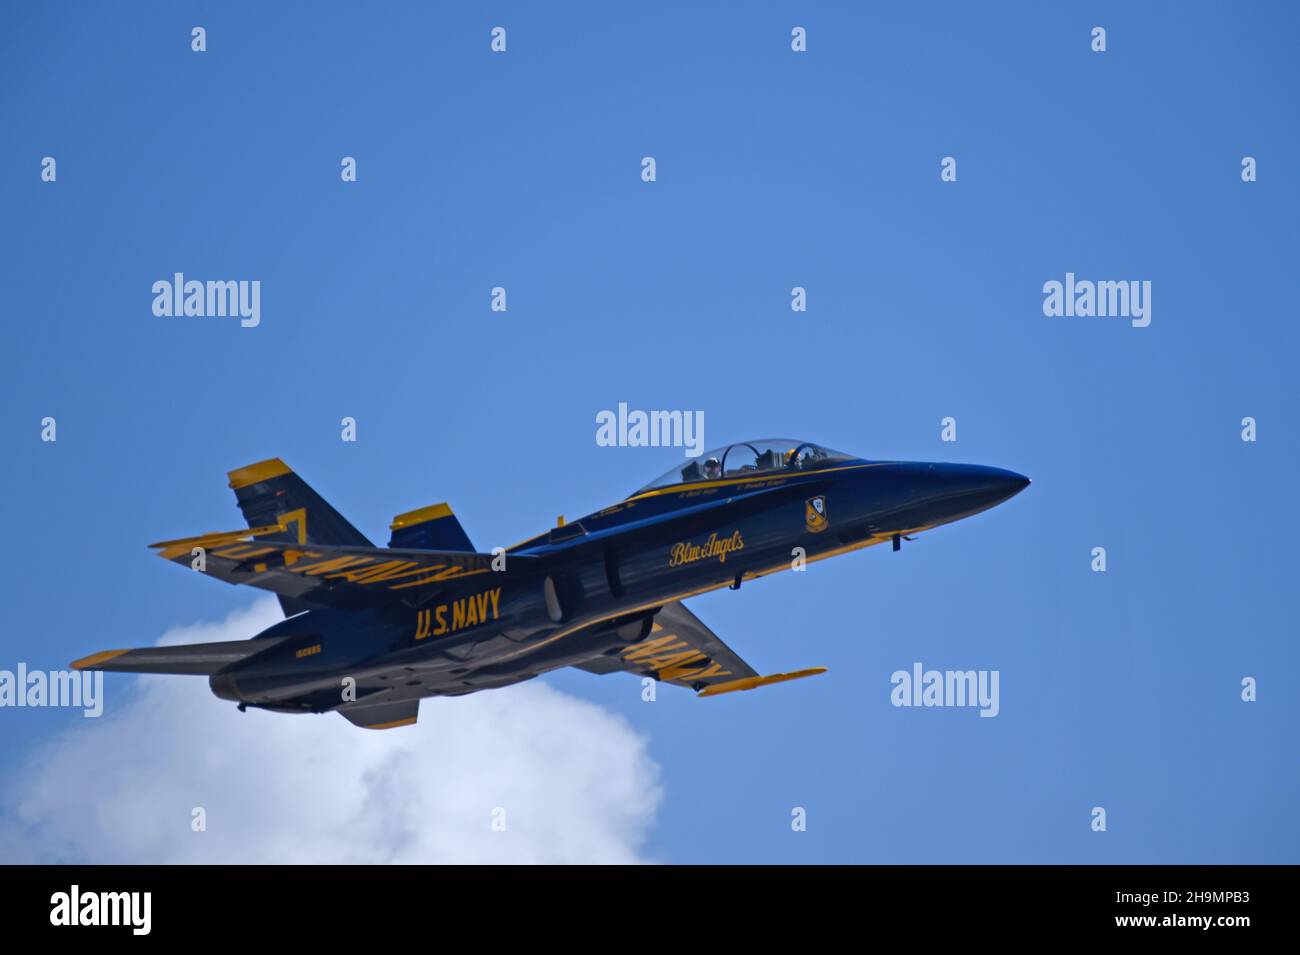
[72,440,1029,728]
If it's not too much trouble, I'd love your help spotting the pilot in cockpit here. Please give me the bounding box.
[679,456,723,484]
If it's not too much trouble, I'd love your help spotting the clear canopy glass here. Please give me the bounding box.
[632,439,855,495]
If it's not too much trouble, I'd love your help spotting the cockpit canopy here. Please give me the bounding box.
[632,439,856,496]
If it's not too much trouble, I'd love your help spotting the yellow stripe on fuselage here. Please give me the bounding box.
[505,462,887,552]
[621,462,885,505]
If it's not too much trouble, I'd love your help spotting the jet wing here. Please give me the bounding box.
[576,601,826,696]
[150,530,535,610]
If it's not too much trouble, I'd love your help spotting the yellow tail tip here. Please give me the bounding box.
[390,503,453,531]
[227,457,291,489]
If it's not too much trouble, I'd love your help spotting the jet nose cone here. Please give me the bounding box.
[913,463,1030,522]
[980,466,1031,503]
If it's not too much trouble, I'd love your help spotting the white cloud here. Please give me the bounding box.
[1,598,663,863]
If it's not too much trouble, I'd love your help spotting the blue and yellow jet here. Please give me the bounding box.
[72,440,1028,729]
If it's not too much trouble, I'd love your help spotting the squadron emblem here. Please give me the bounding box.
[806,495,828,533]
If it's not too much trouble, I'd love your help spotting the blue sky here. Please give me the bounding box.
[1,1,1296,863]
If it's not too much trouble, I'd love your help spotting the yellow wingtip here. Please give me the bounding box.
[71,649,129,671]
[696,667,828,698]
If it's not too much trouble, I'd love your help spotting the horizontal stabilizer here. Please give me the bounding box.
[71,638,289,675]
[695,667,827,697]
[338,697,419,729]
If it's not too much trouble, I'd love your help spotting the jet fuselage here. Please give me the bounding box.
[208,458,1029,712]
